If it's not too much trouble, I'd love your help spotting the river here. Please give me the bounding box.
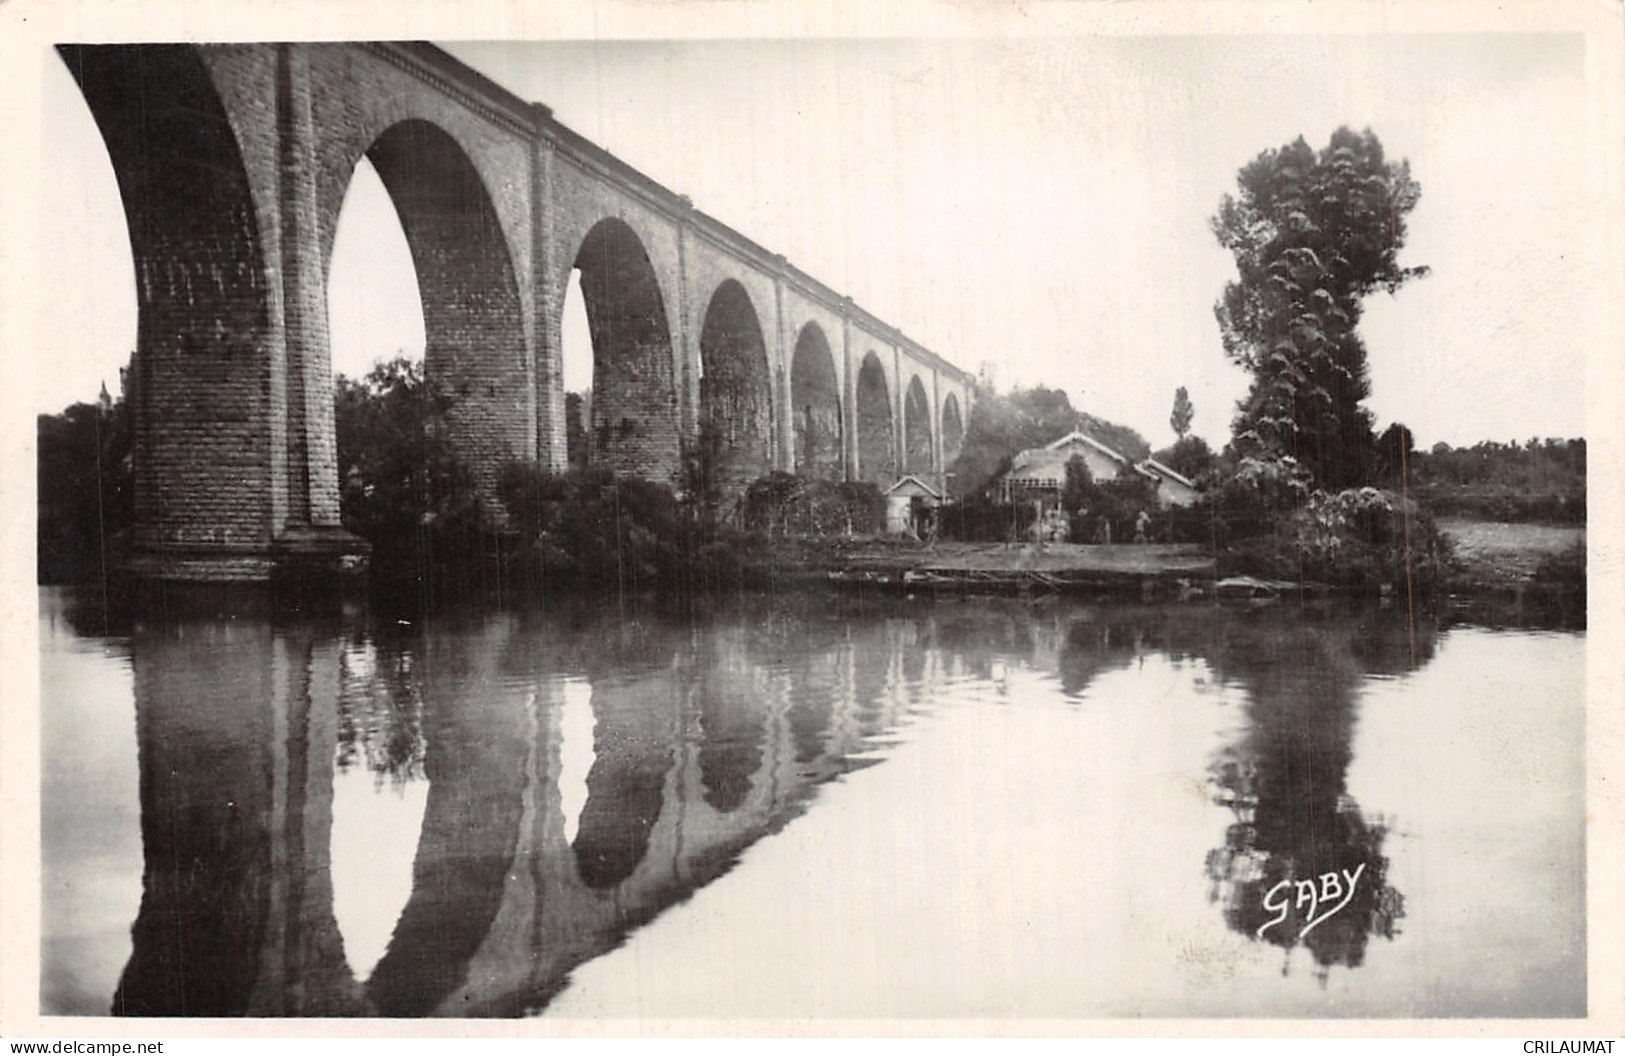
[37,585,1586,1019]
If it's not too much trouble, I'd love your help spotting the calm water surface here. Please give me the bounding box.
[39,587,1585,1018]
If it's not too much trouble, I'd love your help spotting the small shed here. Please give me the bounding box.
[884,475,943,536]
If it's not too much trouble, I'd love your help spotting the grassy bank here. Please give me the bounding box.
[1437,518,1585,591]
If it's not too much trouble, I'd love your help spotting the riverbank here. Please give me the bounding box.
[748,518,1585,601]
[752,537,1217,595]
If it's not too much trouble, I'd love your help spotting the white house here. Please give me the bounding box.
[996,430,1202,508]
[998,431,1131,500]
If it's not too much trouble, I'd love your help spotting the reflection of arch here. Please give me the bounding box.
[699,280,773,494]
[696,672,767,814]
[60,44,279,543]
[856,353,895,485]
[941,393,965,466]
[572,681,674,890]
[904,376,933,476]
[573,218,680,481]
[365,669,531,1016]
[790,324,842,479]
[362,119,529,500]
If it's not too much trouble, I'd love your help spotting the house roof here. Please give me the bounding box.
[885,474,942,499]
[1139,458,1198,489]
[1042,430,1130,463]
[1009,430,1132,473]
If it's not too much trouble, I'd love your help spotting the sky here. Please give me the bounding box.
[29,24,1613,451]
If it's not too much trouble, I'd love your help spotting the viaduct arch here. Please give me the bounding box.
[60,42,974,584]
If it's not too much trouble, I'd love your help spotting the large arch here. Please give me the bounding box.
[59,44,283,554]
[358,119,530,506]
[855,353,896,486]
[572,218,681,482]
[789,324,842,480]
[904,376,933,476]
[698,279,773,497]
[941,392,965,469]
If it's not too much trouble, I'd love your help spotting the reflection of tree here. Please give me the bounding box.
[1202,609,1429,981]
[1057,606,1209,698]
[1058,616,1140,696]
[335,635,425,786]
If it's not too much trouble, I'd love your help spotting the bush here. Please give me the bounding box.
[38,393,134,584]
[741,473,884,537]
[498,463,677,592]
[1069,474,1160,544]
[497,462,761,597]
[1412,483,1585,526]
[1269,487,1453,592]
[335,358,490,606]
[1533,540,1585,591]
[939,497,1037,542]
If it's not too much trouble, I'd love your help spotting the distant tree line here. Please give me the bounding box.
[1409,437,1585,524]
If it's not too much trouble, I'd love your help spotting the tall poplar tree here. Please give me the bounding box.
[1170,386,1194,441]
[1211,127,1428,489]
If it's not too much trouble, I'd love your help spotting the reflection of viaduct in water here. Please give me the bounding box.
[59,43,972,584]
[113,607,959,1016]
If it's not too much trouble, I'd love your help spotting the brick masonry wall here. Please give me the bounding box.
[855,352,896,485]
[789,323,843,480]
[68,45,281,554]
[68,42,970,581]
[575,218,683,484]
[942,392,965,463]
[545,156,686,485]
[697,279,774,497]
[903,376,933,476]
[305,44,539,515]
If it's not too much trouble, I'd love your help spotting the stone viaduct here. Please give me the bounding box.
[59,42,975,584]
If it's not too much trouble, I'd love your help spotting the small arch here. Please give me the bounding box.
[789,323,841,480]
[904,376,933,476]
[941,392,965,467]
[856,352,896,485]
[698,279,773,495]
[571,218,680,482]
[697,668,766,814]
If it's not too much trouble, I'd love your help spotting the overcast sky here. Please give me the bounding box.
[33,25,1611,450]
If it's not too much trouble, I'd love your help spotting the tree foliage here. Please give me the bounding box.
[947,384,1149,498]
[1154,435,1217,484]
[1409,437,1585,524]
[1170,386,1194,441]
[334,356,485,602]
[1212,126,1428,489]
[37,380,134,584]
